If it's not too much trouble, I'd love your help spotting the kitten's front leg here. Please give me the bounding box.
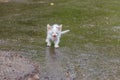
[54,38,60,48]
[46,39,51,47]
[46,37,51,47]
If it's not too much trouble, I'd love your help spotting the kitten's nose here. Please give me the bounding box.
[53,34,57,37]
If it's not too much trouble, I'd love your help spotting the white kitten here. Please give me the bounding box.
[46,24,70,48]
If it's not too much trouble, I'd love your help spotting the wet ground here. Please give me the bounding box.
[41,47,76,80]
[0,0,120,80]
[0,51,40,80]
[40,46,120,80]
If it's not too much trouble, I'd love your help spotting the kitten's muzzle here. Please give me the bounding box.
[52,34,57,37]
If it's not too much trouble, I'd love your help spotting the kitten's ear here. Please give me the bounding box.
[58,24,62,31]
[47,24,51,30]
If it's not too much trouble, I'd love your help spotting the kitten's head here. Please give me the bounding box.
[47,24,62,38]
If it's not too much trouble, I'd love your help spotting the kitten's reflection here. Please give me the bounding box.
[45,47,60,61]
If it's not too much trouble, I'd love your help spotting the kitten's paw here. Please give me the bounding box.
[45,39,48,43]
[47,43,51,47]
[55,45,59,48]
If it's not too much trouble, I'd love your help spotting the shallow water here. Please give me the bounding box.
[39,47,76,80]
[43,47,64,80]
[38,46,120,80]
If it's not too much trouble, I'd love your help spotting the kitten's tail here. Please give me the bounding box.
[61,30,70,34]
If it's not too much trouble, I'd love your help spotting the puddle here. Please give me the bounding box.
[43,47,64,80]
[40,47,76,80]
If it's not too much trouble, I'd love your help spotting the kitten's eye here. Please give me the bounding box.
[51,32,53,35]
